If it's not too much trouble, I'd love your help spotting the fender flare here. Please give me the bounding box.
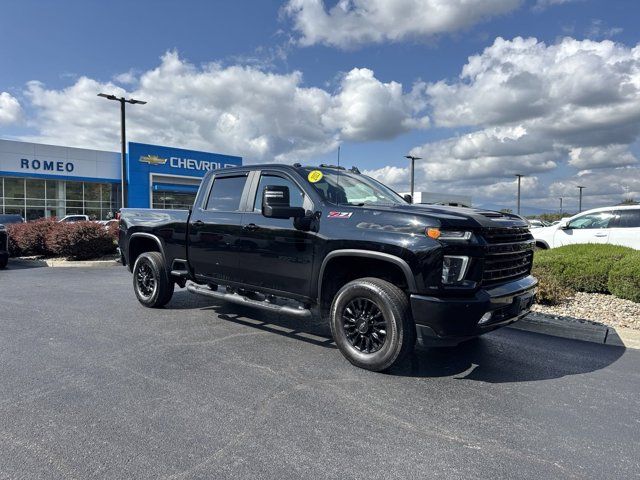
[317,249,417,300]
[128,232,166,267]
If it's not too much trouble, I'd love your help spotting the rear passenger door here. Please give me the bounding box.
[188,172,251,284]
[609,209,640,249]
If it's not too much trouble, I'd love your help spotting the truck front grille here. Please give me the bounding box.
[481,227,534,286]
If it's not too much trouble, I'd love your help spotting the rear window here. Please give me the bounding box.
[615,209,640,228]
[205,175,247,211]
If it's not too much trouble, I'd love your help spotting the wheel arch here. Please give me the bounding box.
[535,239,550,249]
[317,250,416,307]
[127,233,166,271]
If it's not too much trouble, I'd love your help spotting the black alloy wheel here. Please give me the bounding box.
[342,298,387,354]
[135,262,156,298]
[330,277,416,372]
[132,251,174,308]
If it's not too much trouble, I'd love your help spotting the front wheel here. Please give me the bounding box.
[132,251,174,308]
[330,277,416,372]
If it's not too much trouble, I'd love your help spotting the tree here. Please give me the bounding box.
[500,208,513,214]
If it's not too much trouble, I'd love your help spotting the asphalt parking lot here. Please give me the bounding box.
[1,265,639,479]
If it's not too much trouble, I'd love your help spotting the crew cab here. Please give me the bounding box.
[119,164,537,372]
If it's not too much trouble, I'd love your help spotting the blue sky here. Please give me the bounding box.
[1,0,639,213]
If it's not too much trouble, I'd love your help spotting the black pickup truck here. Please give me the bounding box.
[119,164,537,371]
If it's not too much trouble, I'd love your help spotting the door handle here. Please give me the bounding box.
[192,220,204,227]
[243,223,259,231]
[594,233,607,237]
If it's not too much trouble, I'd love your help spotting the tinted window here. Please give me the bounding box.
[615,209,640,228]
[205,176,246,211]
[254,174,304,212]
[567,211,615,229]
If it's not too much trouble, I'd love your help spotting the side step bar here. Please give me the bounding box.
[187,284,312,318]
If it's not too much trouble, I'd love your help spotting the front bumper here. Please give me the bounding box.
[411,275,537,346]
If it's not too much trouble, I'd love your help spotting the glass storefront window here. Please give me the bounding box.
[66,181,83,202]
[4,178,24,201]
[1,177,119,220]
[152,191,196,210]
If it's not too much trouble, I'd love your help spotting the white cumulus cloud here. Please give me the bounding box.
[284,0,523,49]
[0,92,22,125]
[382,36,640,209]
[21,51,428,162]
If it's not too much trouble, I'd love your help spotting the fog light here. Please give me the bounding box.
[441,255,469,284]
[479,312,493,325]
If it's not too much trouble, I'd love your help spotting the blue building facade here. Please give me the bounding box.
[127,142,242,209]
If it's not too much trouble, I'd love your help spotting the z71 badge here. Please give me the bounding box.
[328,211,353,219]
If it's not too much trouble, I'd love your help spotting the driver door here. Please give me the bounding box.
[236,171,316,299]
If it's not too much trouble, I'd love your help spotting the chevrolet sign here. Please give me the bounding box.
[139,154,168,165]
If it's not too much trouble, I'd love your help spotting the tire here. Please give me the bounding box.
[132,251,174,308]
[0,256,7,270]
[330,277,416,372]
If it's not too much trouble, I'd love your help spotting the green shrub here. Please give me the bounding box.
[608,252,640,303]
[532,264,574,305]
[46,221,116,260]
[533,244,635,293]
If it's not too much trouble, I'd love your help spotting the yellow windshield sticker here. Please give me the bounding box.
[308,170,323,183]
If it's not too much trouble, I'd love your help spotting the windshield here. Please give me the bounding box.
[302,168,406,206]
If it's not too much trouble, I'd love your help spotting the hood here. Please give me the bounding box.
[345,203,529,229]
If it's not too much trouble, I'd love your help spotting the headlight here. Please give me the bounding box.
[439,230,472,241]
[442,255,469,284]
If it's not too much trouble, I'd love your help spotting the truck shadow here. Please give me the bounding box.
[168,290,626,384]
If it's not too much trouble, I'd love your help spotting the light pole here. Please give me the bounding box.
[98,93,147,209]
[515,174,524,215]
[404,155,422,203]
[577,185,586,213]
[559,197,563,215]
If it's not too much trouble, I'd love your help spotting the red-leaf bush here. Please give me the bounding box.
[46,221,117,260]
[7,218,57,256]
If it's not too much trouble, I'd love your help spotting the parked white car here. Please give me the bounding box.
[532,206,640,250]
[58,214,90,223]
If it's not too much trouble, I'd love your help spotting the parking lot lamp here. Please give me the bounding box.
[404,155,422,203]
[98,93,147,209]
[515,174,524,215]
[577,186,586,213]
[559,197,563,215]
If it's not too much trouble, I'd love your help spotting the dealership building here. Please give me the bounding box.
[0,138,242,220]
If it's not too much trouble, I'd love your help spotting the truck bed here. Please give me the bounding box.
[119,208,190,270]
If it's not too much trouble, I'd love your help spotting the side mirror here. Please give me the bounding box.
[262,185,305,219]
[560,222,570,230]
[403,194,413,204]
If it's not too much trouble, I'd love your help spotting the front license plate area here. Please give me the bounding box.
[515,291,535,312]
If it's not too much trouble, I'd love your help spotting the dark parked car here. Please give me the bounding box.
[0,214,24,225]
[0,224,8,269]
[119,164,537,372]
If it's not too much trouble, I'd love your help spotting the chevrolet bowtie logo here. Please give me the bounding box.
[139,154,168,165]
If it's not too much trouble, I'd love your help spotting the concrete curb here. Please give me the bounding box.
[508,312,640,349]
[11,258,121,268]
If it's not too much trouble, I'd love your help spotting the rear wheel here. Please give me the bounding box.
[133,251,174,308]
[330,277,415,372]
[0,256,7,269]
